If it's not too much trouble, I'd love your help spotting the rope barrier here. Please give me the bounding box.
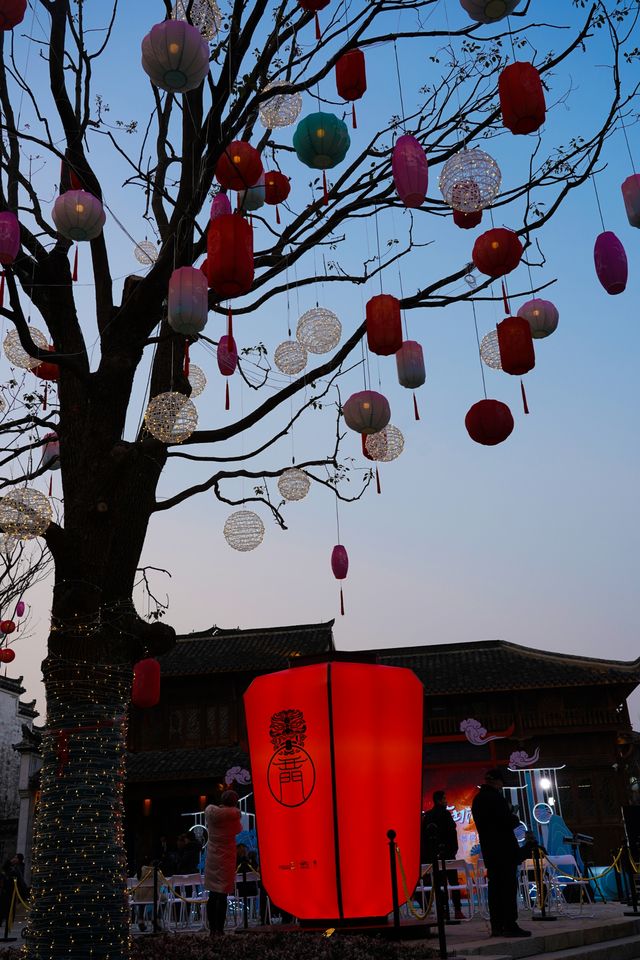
[127,867,154,894]
[543,848,624,883]
[12,878,30,911]
[394,844,435,920]
[157,873,208,905]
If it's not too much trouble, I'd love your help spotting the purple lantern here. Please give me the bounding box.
[594,231,628,295]
[210,193,232,221]
[621,174,640,229]
[141,20,209,94]
[396,340,426,389]
[342,390,391,435]
[217,334,238,377]
[15,601,25,618]
[392,135,428,209]
[0,212,20,265]
[331,544,349,617]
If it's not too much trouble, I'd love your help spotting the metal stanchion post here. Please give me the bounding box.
[387,830,400,938]
[241,860,249,930]
[531,843,556,923]
[152,861,160,933]
[613,849,624,903]
[623,845,639,917]
[426,824,448,959]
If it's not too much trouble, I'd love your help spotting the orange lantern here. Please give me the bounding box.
[215,141,263,192]
[472,228,523,278]
[365,294,402,356]
[496,316,535,376]
[207,214,254,298]
[498,62,546,136]
[244,661,423,922]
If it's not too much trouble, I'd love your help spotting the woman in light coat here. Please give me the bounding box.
[204,790,242,934]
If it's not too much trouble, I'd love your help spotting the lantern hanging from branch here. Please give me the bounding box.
[0,0,27,30]
[396,341,426,389]
[365,425,405,462]
[0,212,19,265]
[335,49,366,127]
[593,231,628,295]
[278,468,311,502]
[331,544,348,615]
[480,330,502,370]
[264,171,291,222]
[173,0,222,40]
[465,399,514,446]
[496,316,535,376]
[621,174,640,228]
[32,345,60,382]
[459,0,521,24]
[244,661,423,920]
[217,334,237,410]
[168,266,209,336]
[207,214,254,298]
[293,112,350,201]
[517,298,559,339]
[224,510,265,552]
[210,193,232,221]
[439,148,501,212]
[52,189,105,241]
[297,0,330,40]
[188,364,207,398]
[3,327,48,371]
[144,392,198,444]
[132,658,161,709]
[215,141,263,192]
[259,81,303,129]
[0,488,52,539]
[0,648,15,663]
[343,390,391,435]
[392,135,428,209]
[453,208,482,229]
[366,294,402,356]
[134,240,158,266]
[296,307,341,354]
[238,172,266,213]
[141,20,209,93]
[472,228,523,278]
[41,433,61,472]
[499,62,546,135]
[274,340,308,375]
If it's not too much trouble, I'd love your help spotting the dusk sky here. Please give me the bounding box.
[1,1,638,726]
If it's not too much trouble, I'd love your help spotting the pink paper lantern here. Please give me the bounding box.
[396,340,426,389]
[517,298,559,339]
[331,544,349,580]
[168,266,208,336]
[15,601,25,618]
[342,390,391,435]
[141,20,209,94]
[0,212,20,265]
[392,135,428,208]
[621,174,640,229]
[593,231,628,295]
[52,189,105,241]
[210,193,232,221]
[217,334,238,376]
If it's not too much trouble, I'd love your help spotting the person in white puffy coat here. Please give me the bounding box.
[204,791,242,934]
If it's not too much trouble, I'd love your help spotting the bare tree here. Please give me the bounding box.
[0,0,636,955]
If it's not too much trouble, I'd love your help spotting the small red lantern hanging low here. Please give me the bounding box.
[0,212,20,265]
[217,334,238,410]
[32,346,59,382]
[453,208,482,230]
[396,340,425,420]
[0,620,15,634]
[365,294,402,356]
[335,49,366,128]
[465,398,514,446]
[264,171,291,223]
[498,62,546,136]
[621,174,640,228]
[593,231,628,295]
[392,135,428,209]
[0,649,15,663]
[215,141,263,192]
[331,544,348,616]
[0,0,26,30]
[472,228,523,278]
[496,316,535,376]
[343,390,391,435]
[297,0,330,39]
[132,658,161,709]
[207,214,254,298]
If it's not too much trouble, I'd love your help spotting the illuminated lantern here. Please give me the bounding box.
[366,294,402,356]
[396,341,426,388]
[0,0,26,30]
[41,433,61,471]
[0,212,19,265]
[238,172,266,212]
[453,208,482,229]
[335,49,366,127]
[293,113,350,201]
[244,661,423,921]
[0,620,15,634]
[215,141,263,192]
[472,228,523,278]
[621,174,640,228]
[465,398,514,446]
[459,0,520,24]
[0,649,15,663]
[210,193,232,221]
[168,266,208,336]
[141,20,209,93]
[343,390,390,435]
[259,82,303,129]
[594,231,628,295]
[439,148,501,212]
[517,298,559,339]
[32,346,60,382]
[132,658,161,709]
[52,189,105,241]
[217,334,238,376]
[297,0,330,39]
[264,171,291,209]
[498,62,546,135]
[331,544,348,616]
[207,214,254,298]
[392,135,428,209]
[496,316,534,376]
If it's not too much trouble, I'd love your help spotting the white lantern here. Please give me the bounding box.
[141,20,210,94]
[173,0,222,40]
[238,172,266,212]
[3,326,48,371]
[274,340,308,375]
[259,81,303,129]
[365,425,405,462]
[296,307,341,355]
[459,0,521,24]
[517,298,559,339]
[144,392,198,443]
[439,148,501,212]
[168,266,209,336]
[277,468,311,502]
[0,488,52,540]
[480,330,502,370]
[0,533,17,555]
[52,189,106,241]
[188,364,207,398]
[223,510,264,552]
[134,240,158,265]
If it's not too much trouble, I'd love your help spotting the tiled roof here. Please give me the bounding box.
[159,621,335,677]
[127,745,248,783]
[373,640,640,695]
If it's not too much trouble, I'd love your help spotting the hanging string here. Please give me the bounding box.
[397,270,409,340]
[591,175,606,232]
[618,110,637,174]
[392,41,407,133]
[335,494,341,543]
[506,15,517,62]
[471,301,488,400]
[374,207,384,294]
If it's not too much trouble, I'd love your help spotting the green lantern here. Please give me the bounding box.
[293,112,350,170]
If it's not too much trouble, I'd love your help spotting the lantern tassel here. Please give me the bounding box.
[520,379,530,415]
[275,205,281,225]
[225,380,230,411]
[352,102,357,129]
[314,10,321,40]
[183,340,190,378]
[43,383,47,412]
[48,475,52,497]
[322,170,328,205]
[501,279,510,315]
[72,245,78,282]
[413,394,420,421]
[227,307,233,341]
[339,586,345,617]
[0,272,4,308]
[375,465,381,495]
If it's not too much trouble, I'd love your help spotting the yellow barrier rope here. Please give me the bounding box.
[627,850,640,875]
[7,880,16,927]
[394,845,435,920]
[543,848,623,883]
[13,878,30,910]
[128,867,154,894]
[158,872,208,905]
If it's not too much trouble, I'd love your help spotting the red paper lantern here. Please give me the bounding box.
[496,316,535,376]
[0,648,15,663]
[498,62,546,136]
[465,399,514,446]
[207,214,254,298]
[32,345,59,382]
[0,0,26,30]
[215,141,263,192]
[472,228,523,278]
[244,661,423,921]
[264,171,291,206]
[132,658,161,709]
[217,334,238,376]
[335,49,366,102]
[365,294,402,356]
[453,208,482,230]
[298,0,329,9]
[0,620,15,634]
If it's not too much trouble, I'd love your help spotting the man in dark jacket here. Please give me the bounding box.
[471,768,531,938]
[421,791,465,920]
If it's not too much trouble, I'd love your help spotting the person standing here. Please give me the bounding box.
[204,791,242,935]
[471,768,531,938]
[422,790,465,920]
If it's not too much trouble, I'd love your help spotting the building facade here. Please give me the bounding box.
[0,675,39,871]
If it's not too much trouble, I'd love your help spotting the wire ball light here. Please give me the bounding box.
[0,487,52,539]
[277,468,311,502]
[134,240,158,266]
[296,307,342,355]
[439,148,502,213]
[274,340,308,376]
[0,532,17,555]
[364,424,405,462]
[259,81,303,129]
[3,326,48,370]
[223,510,265,552]
[188,364,207,398]
[480,330,502,370]
[0,394,5,414]
[144,391,198,444]
[173,0,222,39]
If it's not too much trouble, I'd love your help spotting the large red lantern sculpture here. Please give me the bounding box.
[472,228,523,278]
[0,0,26,30]
[496,316,535,376]
[392,135,428,209]
[244,661,423,922]
[335,49,366,127]
[215,141,263,192]
[621,174,640,228]
[593,231,628,295]
[366,294,402,356]
[131,658,161,709]
[207,214,254,298]
[498,62,546,136]
[465,398,514,446]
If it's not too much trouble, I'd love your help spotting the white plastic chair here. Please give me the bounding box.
[233,869,261,926]
[444,859,477,919]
